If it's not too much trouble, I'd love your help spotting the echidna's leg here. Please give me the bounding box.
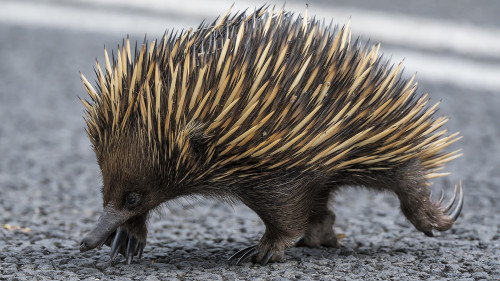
[228,218,303,265]
[295,190,339,248]
[389,160,463,236]
[229,181,310,265]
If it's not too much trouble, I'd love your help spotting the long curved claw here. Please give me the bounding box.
[126,236,138,264]
[236,248,259,265]
[138,242,145,259]
[108,227,146,264]
[448,181,464,221]
[438,190,445,205]
[110,228,128,260]
[228,245,277,265]
[260,251,274,266]
[444,184,459,212]
[228,245,256,264]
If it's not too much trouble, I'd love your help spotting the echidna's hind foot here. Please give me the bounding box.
[296,208,339,248]
[396,177,464,237]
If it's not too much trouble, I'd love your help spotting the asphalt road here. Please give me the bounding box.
[0,0,499,280]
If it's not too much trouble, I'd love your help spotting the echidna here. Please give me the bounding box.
[79,7,464,265]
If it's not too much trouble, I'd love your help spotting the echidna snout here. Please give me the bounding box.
[80,204,129,252]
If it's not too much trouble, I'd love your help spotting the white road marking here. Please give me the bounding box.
[1,0,498,91]
[0,0,193,35]
[57,0,500,59]
[385,48,500,92]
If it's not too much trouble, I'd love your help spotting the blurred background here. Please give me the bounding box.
[2,0,499,91]
[1,0,499,279]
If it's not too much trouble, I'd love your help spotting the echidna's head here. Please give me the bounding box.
[80,122,194,252]
[98,130,170,212]
[80,133,155,250]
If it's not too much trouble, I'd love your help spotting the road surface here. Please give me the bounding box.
[0,0,499,280]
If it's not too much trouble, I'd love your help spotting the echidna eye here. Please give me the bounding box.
[124,192,141,209]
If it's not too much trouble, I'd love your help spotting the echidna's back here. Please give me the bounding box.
[81,7,461,184]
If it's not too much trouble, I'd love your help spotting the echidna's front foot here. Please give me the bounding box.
[108,226,146,264]
[104,214,148,264]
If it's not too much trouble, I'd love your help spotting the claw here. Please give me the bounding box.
[110,228,127,260]
[138,242,145,259]
[260,251,274,266]
[448,181,464,221]
[228,245,256,262]
[126,236,138,264]
[236,248,258,265]
[438,190,445,204]
[423,230,434,237]
[443,184,458,212]
[228,245,259,265]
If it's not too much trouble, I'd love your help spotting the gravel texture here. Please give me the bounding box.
[1,10,499,281]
